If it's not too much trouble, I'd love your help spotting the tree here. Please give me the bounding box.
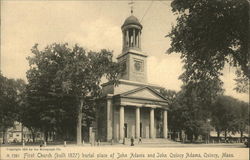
[26,43,121,144]
[177,87,214,142]
[234,68,249,94]
[211,96,234,139]
[166,0,249,141]
[161,86,216,142]
[170,59,224,142]
[25,44,75,141]
[230,99,249,142]
[160,89,177,104]
[211,95,249,141]
[168,0,249,91]
[13,79,26,142]
[0,73,25,143]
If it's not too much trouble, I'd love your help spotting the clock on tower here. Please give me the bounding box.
[134,59,143,72]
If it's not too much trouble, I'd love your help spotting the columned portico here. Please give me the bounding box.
[119,106,124,140]
[150,108,155,138]
[163,110,168,138]
[135,107,140,138]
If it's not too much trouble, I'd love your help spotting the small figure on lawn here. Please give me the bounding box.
[131,136,134,146]
[138,137,142,144]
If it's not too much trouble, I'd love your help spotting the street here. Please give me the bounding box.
[0,142,247,148]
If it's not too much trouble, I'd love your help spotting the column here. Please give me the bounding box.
[150,108,155,138]
[133,29,136,47]
[107,98,113,141]
[139,31,141,49]
[123,31,125,49]
[136,31,139,48]
[119,106,124,140]
[135,107,140,138]
[163,110,168,138]
[126,30,129,47]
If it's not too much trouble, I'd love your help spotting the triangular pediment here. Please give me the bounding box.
[121,86,167,102]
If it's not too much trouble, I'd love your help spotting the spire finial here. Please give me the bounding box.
[128,0,134,15]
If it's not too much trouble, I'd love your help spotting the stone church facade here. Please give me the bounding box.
[96,14,169,142]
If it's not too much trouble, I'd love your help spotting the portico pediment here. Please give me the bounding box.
[120,86,167,102]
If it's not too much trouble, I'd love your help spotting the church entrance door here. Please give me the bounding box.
[124,123,128,138]
[140,122,142,137]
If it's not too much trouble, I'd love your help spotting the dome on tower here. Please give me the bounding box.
[122,15,142,28]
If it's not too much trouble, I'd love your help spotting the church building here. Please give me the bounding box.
[96,13,169,142]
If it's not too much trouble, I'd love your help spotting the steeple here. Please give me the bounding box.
[117,11,148,83]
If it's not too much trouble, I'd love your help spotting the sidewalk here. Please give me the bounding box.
[0,142,246,148]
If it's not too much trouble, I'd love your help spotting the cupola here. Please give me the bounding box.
[121,14,142,53]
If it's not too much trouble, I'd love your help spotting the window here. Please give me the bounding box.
[140,123,142,137]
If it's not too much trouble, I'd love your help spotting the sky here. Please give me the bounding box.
[1,0,248,102]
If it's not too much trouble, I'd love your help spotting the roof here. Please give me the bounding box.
[122,15,142,28]
[113,86,169,107]
[120,86,168,101]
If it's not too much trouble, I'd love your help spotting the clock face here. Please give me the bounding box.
[134,60,143,72]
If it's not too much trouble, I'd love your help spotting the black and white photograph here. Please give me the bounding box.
[0,0,249,160]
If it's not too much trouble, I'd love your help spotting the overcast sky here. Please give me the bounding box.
[1,0,248,102]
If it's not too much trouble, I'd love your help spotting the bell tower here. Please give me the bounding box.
[117,12,147,83]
